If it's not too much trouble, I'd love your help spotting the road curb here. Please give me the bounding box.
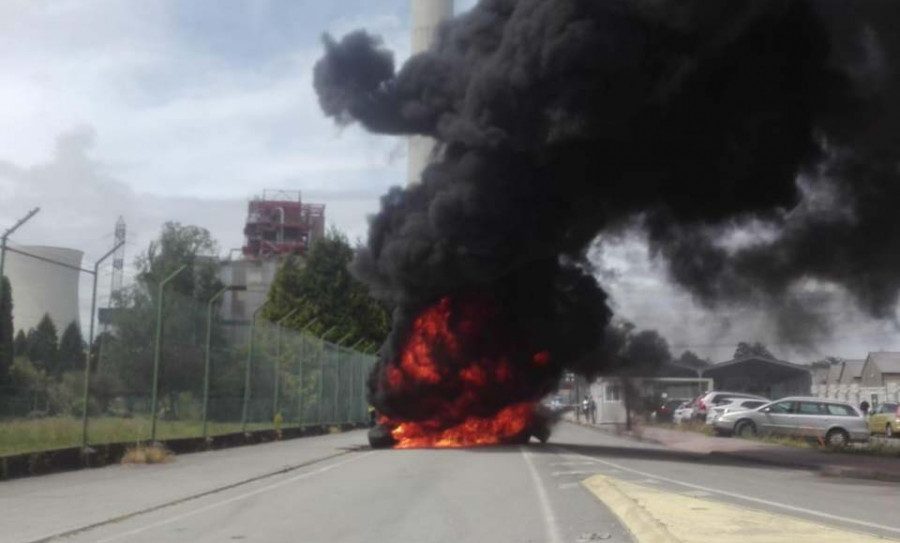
[567,420,900,484]
[582,474,680,543]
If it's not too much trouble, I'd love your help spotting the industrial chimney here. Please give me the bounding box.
[407,0,454,186]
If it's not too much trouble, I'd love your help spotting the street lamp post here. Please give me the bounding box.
[241,301,269,434]
[202,284,246,441]
[80,240,125,450]
[273,308,299,420]
[149,265,188,443]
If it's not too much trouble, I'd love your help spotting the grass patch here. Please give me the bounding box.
[121,443,174,465]
[0,416,278,457]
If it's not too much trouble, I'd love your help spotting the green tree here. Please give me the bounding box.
[104,222,224,414]
[263,227,390,347]
[14,329,28,357]
[58,321,86,374]
[27,313,59,374]
[0,276,12,385]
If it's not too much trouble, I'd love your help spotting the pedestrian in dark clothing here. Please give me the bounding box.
[860,400,870,416]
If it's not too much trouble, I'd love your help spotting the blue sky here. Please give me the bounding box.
[0,0,893,362]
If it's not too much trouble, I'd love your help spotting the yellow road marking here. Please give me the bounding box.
[583,474,896,543]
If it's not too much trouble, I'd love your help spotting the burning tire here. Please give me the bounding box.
[368,424,396,449]
[532,423,551,444]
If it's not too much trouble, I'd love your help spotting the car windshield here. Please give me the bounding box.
[3,2,899,541]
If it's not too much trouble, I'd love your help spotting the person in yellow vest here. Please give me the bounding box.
[273,411,284,440]
[367,406,377,428]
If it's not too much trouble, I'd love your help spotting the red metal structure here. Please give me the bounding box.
[242,190,325,259]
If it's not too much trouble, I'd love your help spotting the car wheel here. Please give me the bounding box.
[887,424,894,438]
[735,420,756,438]
[825,428,850,448]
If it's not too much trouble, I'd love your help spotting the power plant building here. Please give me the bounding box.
[219,190,325,338]
[5,245,83,333]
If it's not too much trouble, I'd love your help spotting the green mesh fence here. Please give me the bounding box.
[0,283,376,456]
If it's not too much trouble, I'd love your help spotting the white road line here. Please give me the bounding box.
[555,446,900,537]
[549,461,596,466]
[520,447,563,543]
[91,451,375,543]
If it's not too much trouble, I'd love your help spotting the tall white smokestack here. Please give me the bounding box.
[408,0,454,186]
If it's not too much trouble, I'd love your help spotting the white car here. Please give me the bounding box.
[705,398,769,425]
[694,391,769,421]
[673,402,694,424]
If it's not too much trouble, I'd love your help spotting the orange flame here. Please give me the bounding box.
[390,402,534,448]
[377,294,551,449]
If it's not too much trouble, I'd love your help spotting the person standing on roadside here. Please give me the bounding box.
[860,399,870,416]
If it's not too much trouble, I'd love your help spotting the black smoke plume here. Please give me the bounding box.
[313,0,900,423]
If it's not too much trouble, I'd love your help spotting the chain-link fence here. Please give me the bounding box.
[1,279,376,457]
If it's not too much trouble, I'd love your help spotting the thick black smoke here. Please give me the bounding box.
[313,0,900,420]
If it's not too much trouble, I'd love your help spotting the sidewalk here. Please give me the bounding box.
[573,419,900,483]
[0,430,366,543]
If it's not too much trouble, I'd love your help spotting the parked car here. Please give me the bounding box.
[672,402,694,424]
[705,398,769,425]
[694,391,768,421]
[656,398,690,423]
[867,402,900,438]
[714,397,870,446]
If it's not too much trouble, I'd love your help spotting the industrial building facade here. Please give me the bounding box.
[219,190,325,340]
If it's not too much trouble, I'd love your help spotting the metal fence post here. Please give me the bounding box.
[203,285,244,441]
[296,318,319,428]
[80,240,124,450]
[318,340,326,425]
[0,208,40,302]
[150,265,188,444]
[273,308,298,421]
[241,302,268,434]
[334,334,352,424]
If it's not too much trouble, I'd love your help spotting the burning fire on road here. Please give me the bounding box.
[368,294,555,449]
[313,1,900,449]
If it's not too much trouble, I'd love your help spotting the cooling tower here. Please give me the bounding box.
[5,245,83,333]
[408,0,454,186]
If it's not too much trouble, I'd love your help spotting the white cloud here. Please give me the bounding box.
[0,1,417,329]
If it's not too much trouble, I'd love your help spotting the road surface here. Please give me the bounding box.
[4,423,900,542]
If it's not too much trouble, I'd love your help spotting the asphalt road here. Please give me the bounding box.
[7,423,900,543]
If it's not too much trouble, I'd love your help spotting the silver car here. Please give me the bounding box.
[714,396,870,447]
[705,398,769,425]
